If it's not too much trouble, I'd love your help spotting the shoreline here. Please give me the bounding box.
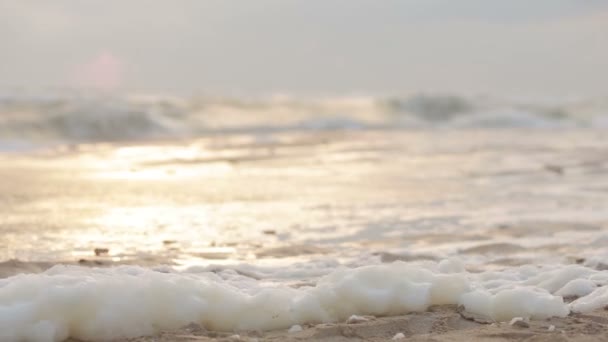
[4,260,608,342]
[99,305,608,342]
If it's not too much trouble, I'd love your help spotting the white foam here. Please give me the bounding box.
[555,279,597,298]
[570,286,608,313]
[392,332,406,340]
[459,288,568,321]
[287,324,303,333]
[509,317,525,325]
[1,261,608,341]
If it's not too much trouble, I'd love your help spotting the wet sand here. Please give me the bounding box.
[104,305,608,342]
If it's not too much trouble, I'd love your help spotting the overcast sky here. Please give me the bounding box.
[1,0,607,97]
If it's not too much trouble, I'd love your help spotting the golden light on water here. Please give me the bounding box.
[4,131,605,270]
[75,143,237,180]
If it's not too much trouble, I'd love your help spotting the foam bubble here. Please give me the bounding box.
[555,279,597,298]
[570,286,608,313]
[460,288,568,321]
[2,261,608,341]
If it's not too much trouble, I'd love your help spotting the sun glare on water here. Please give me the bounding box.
[79,143,237,180]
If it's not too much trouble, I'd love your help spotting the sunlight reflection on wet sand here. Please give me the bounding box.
[2,130,608,271]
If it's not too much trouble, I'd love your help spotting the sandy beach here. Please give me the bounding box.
[103,305,608,342]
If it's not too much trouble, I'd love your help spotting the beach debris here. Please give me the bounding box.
[548,325,556,331]
[78,259,104,266]
[544,164,564,175]
[262,229,276,235]
[346,315,371,324]
[457,305,494,324]
[392,332,406,340]
[288,324,303,333]
[162,240,177,245]
[94,248,109,256]
[509,317,530,328]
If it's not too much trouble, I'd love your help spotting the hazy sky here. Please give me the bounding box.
[1,0,607,97]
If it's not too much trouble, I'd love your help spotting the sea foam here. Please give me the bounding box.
[2,261,608,341]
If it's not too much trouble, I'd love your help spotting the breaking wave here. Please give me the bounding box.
[1,91,607,148]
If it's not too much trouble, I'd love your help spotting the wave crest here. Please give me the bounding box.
[1,92,607,147]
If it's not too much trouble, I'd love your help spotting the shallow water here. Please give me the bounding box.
[2,129,607,270]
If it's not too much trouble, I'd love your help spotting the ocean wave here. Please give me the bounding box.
[1,92,607,148]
